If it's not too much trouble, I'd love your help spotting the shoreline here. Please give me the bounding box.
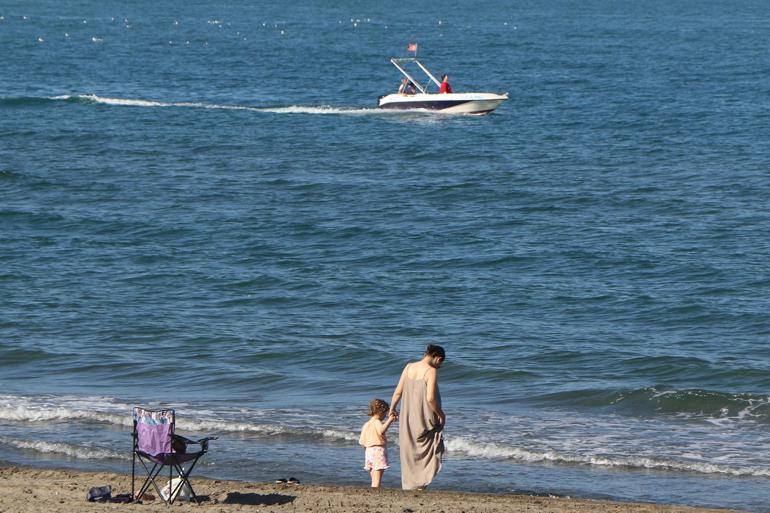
[0,465,753,513]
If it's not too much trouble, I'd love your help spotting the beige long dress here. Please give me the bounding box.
[399,365,444,490]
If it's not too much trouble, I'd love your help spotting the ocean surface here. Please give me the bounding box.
[2,0,769,510]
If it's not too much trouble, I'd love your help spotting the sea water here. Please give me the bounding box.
[1,0,769,511]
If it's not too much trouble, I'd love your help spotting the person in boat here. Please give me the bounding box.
[398,78,417,95]
[439,74,452,94]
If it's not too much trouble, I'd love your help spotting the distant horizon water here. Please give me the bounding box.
[2,0,769,511]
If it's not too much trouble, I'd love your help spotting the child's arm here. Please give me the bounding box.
[381,413,397,433]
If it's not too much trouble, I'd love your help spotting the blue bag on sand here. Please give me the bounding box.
[86,485,112,502]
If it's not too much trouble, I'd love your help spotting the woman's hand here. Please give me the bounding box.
[389,410,399,421]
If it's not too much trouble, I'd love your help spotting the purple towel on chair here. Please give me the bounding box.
[134,408,174,456]
[137,421,172,455]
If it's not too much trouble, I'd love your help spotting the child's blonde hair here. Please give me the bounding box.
[367,398,389,417]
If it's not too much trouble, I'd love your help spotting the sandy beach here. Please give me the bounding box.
[0,466,750,513]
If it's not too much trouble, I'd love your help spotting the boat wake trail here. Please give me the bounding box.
[45,94,386,116]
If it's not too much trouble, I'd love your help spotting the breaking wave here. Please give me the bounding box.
[3,395,770,478]
[0,395,358,443]
[532,386,770,425]
[445,437,770,478]
[0,437,127,461]
[0,395,133,426]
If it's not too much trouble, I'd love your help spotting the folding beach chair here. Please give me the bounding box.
[131,407,215,505]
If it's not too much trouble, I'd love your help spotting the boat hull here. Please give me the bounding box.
[378,92,508,115]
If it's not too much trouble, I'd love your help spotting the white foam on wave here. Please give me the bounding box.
[173,417,358,442]
[321,428,360,442]
[0,394,358,443]
[3,394,768,477]
[445,437,770,478]
[702,396,770,427]
[0,394,133,426]
[0,437,127,461]
[0,405,129,426]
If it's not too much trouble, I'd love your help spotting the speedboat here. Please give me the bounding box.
[378,58,508,115]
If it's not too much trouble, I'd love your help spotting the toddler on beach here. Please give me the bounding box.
[359,398,397,488]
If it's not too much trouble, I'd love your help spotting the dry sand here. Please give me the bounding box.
[0,466,751,513]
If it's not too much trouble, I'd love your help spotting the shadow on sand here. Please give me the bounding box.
[222,492,296,506]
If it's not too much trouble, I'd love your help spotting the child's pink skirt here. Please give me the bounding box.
[364,446,389,471]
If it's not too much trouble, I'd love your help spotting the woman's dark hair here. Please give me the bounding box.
[425,343,445,359]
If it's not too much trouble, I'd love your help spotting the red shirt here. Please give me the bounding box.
[439,81,453,94]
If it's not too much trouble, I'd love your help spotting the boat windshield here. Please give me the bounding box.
[390,58,442,94]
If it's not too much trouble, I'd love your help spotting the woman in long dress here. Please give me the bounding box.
[389,344,446,490]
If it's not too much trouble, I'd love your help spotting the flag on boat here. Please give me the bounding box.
[407,43,417,52]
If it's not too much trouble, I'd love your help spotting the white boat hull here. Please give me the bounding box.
[378,92,508,115]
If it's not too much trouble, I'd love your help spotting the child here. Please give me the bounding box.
[359,398,397,488]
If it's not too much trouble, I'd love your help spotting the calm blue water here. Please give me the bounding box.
[2,0,770,511]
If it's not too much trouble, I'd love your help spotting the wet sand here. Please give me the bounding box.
[0,466,751,513]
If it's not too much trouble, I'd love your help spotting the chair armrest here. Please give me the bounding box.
[175,435,218,452]
[197,436,218,451]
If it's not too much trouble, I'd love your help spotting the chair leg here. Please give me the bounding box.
[131,451,136,500]
[138,468,162,500]
[135,456,168,503]
[168,456,202,505]
[134,453,207,505]
[135,457,155,498]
